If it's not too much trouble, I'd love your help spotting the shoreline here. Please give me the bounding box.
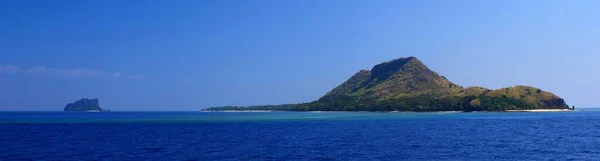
[202,109,575,113]
[201,110,278,112]
[506,109,573,112]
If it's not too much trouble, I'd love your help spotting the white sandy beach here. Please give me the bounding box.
[506,109,573,112]
[202,110,277,112]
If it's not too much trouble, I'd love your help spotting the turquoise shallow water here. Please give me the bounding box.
[0,111,467,123]
[1,109,600,160]
[1,109,598,124]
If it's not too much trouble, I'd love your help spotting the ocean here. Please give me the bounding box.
[1,110,600,160]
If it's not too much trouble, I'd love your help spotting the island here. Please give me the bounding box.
[204,56,570,112]
[63,98,107,112]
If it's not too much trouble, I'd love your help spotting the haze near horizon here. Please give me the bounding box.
[1,0,599,111]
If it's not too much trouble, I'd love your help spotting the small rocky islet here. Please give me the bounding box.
[63,98,107,112]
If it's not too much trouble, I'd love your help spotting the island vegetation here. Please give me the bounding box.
[205,57,569,112]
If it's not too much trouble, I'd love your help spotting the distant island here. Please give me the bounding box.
[204,57,570,112]
[63,98,107,112]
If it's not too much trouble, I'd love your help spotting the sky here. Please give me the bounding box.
[0,0,599,111]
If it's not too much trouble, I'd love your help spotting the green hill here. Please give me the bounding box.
[325,57,461,100]
[205,57,569,111]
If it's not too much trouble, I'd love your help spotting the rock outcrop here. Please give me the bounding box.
[63,98,105,112]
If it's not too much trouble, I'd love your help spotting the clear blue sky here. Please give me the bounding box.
[1,0,598,111]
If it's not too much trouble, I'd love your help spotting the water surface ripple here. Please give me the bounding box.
[1,110,599,160]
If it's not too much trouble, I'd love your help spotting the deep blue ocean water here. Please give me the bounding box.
[2,109,600,160]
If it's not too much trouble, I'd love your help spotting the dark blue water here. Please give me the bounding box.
[2,110,600,160]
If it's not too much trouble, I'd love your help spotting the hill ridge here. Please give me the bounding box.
[324,57,461,100]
